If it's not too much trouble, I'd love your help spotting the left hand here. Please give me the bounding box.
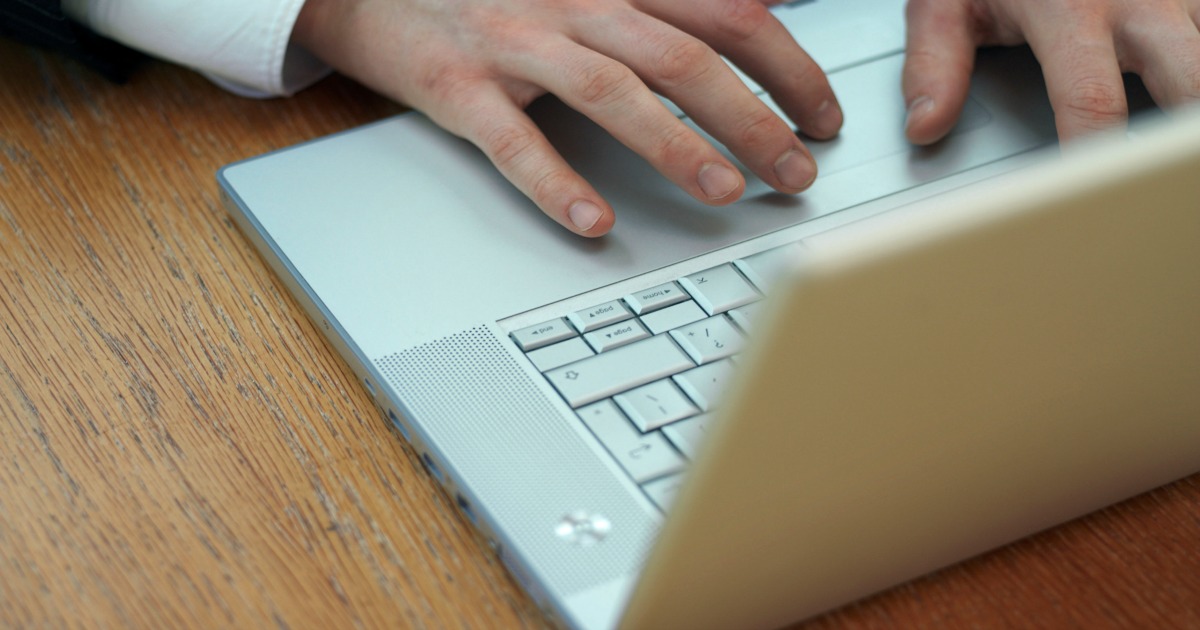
[292,0,841,238]
[902,0,1200,144]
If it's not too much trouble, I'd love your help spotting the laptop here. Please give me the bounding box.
[216,1,1200,627]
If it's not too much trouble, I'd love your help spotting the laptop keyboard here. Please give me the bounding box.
[510,243,800,511]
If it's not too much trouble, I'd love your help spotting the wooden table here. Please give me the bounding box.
[2,39,1198,629]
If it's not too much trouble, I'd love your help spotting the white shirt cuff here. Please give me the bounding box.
[63,0,331,97]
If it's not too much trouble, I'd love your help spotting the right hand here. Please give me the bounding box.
[293,0,842,236]
[902,0,1200,145]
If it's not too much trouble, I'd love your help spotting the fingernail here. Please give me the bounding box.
[813,99,843,137]
[774,149,817,191]
[698,163,740,200]
[568,200,603,232]
[905,95,935,133]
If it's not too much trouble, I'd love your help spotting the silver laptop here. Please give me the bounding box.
[217,2,1200,627]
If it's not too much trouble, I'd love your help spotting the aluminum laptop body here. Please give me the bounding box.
[217,1,1200,627]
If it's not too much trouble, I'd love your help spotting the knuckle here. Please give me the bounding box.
[481,121,540,170]
[418,65,476,103]
[461,6,521,40]
[1116,6,1174,50]
[529,167,573,205]
[572,60,636,107]
[903,47,942,70]
[713,0,770,42]
[737,108,785,149]
[650,38,715,88]
[651,124,700,166]
[1184,67,1200,100]
[1062,76,1128,126]
[902,47,950,78]
[902,46,972,84]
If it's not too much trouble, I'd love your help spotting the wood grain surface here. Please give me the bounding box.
[1,39,1198,629]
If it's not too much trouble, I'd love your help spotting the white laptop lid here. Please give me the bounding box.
[621,108,1200,630]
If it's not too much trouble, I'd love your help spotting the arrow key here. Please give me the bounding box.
[569,300,633,332]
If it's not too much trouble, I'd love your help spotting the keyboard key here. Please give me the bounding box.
[614,379,700,432]
[639,300,706,335]
[727,301,766,333]
[662,414,714,459]
[669,315,743,365]
[680,264,760,315]
[673,359,735,411]
[545,335,695,408]
[734,244,800,292]
[642,473,687,511]
[511,318,577,351]
[578,400,686,483]
[526,337,594,372]
[584,319,650,353]
[569,300,633,332]
[625,282,689,315]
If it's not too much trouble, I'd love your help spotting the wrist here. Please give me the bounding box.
[293,0,332,51]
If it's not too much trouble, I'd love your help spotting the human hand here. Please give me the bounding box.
[292,0,842,237]
[902,0,1200,144]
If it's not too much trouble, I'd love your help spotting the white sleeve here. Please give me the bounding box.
[61,0,330,97]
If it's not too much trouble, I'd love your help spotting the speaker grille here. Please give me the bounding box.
[375,325,655,596]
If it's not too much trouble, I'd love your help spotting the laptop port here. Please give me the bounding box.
[386,409,411,442]
[456,493,477,524]
[421,452,443,482]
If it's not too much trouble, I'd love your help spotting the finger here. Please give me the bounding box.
[434,82,616,236]
[901,0,978,145]
[513,36,754,204]
[640,0,843,140]
[575,9,817,194]
[1022,12,1128,141]
[1116,6,1200,108]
